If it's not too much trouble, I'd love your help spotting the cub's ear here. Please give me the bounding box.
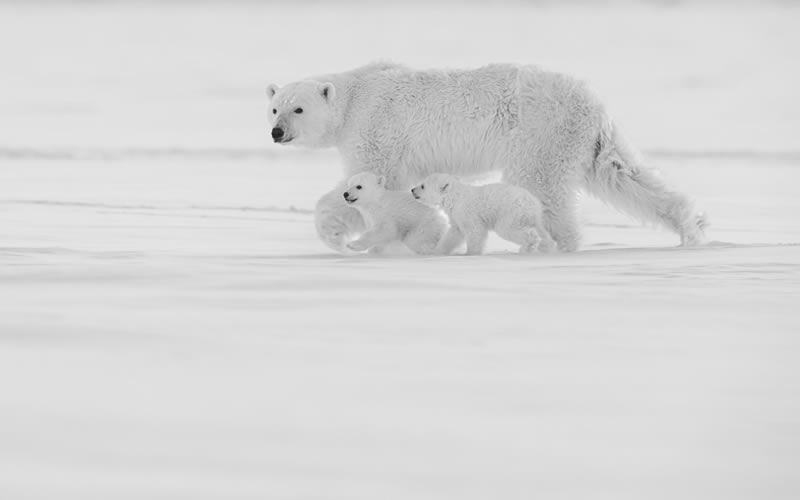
[376,175,386,187]
[440,183,450,193]
[266,83,279,99]
[320,82,336,101]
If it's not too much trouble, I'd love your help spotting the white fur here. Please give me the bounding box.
[413,174,556,255]
[342,172,446,255]
[267,62,707,252]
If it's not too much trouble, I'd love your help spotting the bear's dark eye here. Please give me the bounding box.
[356,185,362,190]
[272,108,277,115]
[421,184,425,189]
[294,107,303,114]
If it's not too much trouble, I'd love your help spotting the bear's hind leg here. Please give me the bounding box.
[495,217,541,254]
[586,123,707,245]
[585,158,707,245]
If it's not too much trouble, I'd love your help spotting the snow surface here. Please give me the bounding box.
[1,2,799,499]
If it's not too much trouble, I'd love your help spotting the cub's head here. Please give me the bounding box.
[266,80,337,147]
[411,173,454,206]
[343,172,386,205]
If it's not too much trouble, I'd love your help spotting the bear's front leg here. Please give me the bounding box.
[315,183,366,252]
[464,226,490,256]
[346,225,396,252]
[436,225,465,255]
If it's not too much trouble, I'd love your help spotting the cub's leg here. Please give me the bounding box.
[347,225,398,252]
[436,225,465,255]
[403,218,447,255]
[530,211,557,253]
[463,223,490,256]
[495,216,541,254]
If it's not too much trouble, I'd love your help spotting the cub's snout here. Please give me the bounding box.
[343,191,357,204]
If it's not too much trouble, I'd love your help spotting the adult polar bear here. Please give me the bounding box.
[267,62,706,252]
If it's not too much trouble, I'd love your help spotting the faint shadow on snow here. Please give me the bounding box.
[224,241,800,262]
[1,199,314,215]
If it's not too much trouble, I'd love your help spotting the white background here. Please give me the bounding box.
[1,2,799,499]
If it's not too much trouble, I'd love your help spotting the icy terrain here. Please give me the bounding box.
[1,2,799,499]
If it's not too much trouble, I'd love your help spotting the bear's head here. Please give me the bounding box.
[343,172,386,206]
[266,80,337,147]
[411,173,454,206]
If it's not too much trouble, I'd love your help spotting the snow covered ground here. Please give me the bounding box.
[1,2,799,499]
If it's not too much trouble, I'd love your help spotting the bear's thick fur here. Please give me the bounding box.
[267,62,706,252]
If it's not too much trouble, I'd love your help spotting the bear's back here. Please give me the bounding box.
[350,65,523,177]
[359,63,519,106]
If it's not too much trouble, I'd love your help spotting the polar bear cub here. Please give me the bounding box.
[343,172,447,254]
[412,173,556,255]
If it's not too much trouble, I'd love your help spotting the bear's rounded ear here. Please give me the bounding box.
[376,175,386,187]
[266,83,279,99]
[320,82,336,101]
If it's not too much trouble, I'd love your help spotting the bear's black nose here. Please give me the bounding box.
[271,127,284,140]
[343,192,350,200]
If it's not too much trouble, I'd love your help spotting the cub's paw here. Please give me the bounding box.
[347,240,370,252]
[317,216,350,252]
[534,236,557,254]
